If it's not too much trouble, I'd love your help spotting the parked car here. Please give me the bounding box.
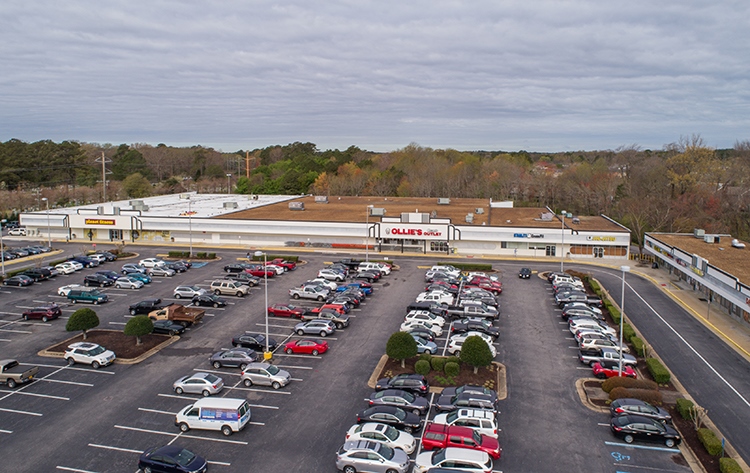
[165,261,188,273]
[294,319,336,337]
[345,422,417,454]
[225,272,260,286]
[592,359,637,379]
[139,257,166,268]
[433,391,499,413]
[411,334,438,354]
[64,342,116,368]
[283,338,328,355]
[138,445,208,473]
[431,408,499,439]
[93,250,118,261]
[268,303,307,318]
[610,398,672,423]
[403,327,436,342]
[450,317,499,339]
[3,275,34,286]
[83,274,114,287]
[579,337,630,353]
[174,285,207,299]
[269,258,297,271]
[209,348,257,369]
[7,227,27,236]
[335,440,410,473]
[114,276,144,289]
[173,372,224,396]
[58,283,84,296]
[610,414,681,447]
[20,268,50,282]
[231,333,278,351]
[413,447,493,473]
[354,270,381,283]
[22,304,62,322]
[289,285,330,301]
[300,310,350,329]
[126,271,152,284]
[400,320,443,337]
[317,268,346,282]
[70,255,99,268]
[375,374,429,396]
[149,266,176,277]
[356,406,422,433]
[224,263,250,273]
[67,289,108,304]
[129,298,164,315]
[404,310,446,327]
[152,320,186,336]
[40,266,59,277]
[191,293,227,308]
[367,389,429,415]
[121,263,147,274]
[240,362,291,389]
[209,280,249,297]
[421,423,502,459]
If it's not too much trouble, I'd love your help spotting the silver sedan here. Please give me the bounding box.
[173,372,224,396]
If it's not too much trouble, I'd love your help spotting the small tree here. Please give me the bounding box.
[460,336,494,374]
[689,404,708,431]
[66,308,100,340]
[386,332,418,368]
[123,315,153,345]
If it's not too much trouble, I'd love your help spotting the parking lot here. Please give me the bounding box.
[0,247,693,472]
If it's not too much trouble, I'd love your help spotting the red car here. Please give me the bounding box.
[245,264,276,278]
[284,339,328,355]
[422,423,502,459]
[313,304,347,315]
[22,304,62,322]
[592,359,637,379]
[466,277,502,294]
[268,304,306,318]
[268,258,296,271]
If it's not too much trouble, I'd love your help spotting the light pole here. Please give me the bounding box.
[365,204,373,261]
[255,250,271,361]
[187,197,193,258]
[226,174,232,194]
[560,210,566,272]
[618,265,630,377]
[0,219,6,276]
[42,197,51,248]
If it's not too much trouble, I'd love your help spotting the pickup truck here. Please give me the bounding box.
[338,258,365,270]
[289,285,330,301]
[0,359,39,388]
[578,347,636,367]
[148,304,205,327]
[445,304,499,320]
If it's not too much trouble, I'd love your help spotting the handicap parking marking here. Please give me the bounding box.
[0,389,69,401]
[114,424,248,445]
[604,441,681,453]
[0,407,43,416]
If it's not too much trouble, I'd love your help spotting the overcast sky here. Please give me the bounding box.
[2,1,749,153]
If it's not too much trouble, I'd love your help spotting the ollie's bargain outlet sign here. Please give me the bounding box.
[381,224,447,241]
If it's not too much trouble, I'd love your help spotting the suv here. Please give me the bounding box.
[375,374,429,396]
[210,280,249,297]
[335,440,410,473]
[432,408,499,439]
[240,362,291,389]
[67,289,108,304]
[173,285,207,299]
[64,342,116,368]
[434,391,499,413]
[22,304,62,322]
[20,268,51,282]
[129,298,164,315]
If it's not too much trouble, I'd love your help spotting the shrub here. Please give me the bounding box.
[433,374,455,386]
[386,332,418,368]
[444,356,461,367]
[65,308,100,339]
[444,361,460,377]
[630,336,645,357]
[697,428,722,456]
[589,279,601,294]
[414,359,431,375]
[676,398,695,419]
[607,303,621,324]
[208,253,216,259]
[719,457,743,473]
[196,252,207,258]
[431,357,446,372]
[123,315,154,345]
[459,336,494,374]
[168,251,190,257]
[646,357,671,384]
[622,323,636,342]
[437,261,493,272]
[608,387,663,405]
[419,352,432,362]
[602,377,658,393]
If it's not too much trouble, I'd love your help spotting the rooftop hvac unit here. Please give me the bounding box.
[132,203,149,211]
[314,196,328,203]
[572,217,580,224]
[289,202,305,211]
[179,193,190,199]
[130,200,144,206]
[731,239,746,249]
[97,206,105,215]
[704,235,720,244]
[475,208,484,214]
[370,207,386,216]
[465,213,474,223]
[437,198,451,205]
[694,228,705,238]
[540,212,554,221]
[401,212,429,223]
[223,202,238,209]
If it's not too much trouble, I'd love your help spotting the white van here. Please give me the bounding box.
[175,397,252,436]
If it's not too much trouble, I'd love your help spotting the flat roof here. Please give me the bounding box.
[649,233,750,284]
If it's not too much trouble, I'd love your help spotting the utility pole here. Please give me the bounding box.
[246,151,250,179]
[95,152,112,202]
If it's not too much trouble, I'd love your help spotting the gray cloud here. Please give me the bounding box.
[1,0,749,152]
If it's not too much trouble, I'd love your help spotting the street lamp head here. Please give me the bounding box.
[254,250,265,258]
[620,265,630,272]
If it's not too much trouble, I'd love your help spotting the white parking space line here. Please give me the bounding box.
[275,353,324,359]
[274,364,313,370]
[246,403,278,410]
[225,386,291,395]
[114,425,249,445]
[139,407,176,415]
[604,440,680,453]
[208,460,232,466]
[597,422,610,427]
[56,466,100,473]
[158,393,198,401]
[0,339,11,342]
[21,362,115,374]
[0,389,69,401]
[88,444,142,454]
[290,377,304,381]
[0,428,13,433]
[108,322,126,326]
[38,378,95,387]
[0,328,32,334]
[190,368,242,377]
[0,407,43,416]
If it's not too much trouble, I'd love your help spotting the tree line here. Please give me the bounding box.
[1,136,748,245]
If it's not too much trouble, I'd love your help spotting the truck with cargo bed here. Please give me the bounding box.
[578,347,636,367]
[148,304,205,327]
[1,359,39,388]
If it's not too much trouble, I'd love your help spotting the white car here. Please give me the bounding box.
[579,337,630,353]
[7,228,27,236]
[400,319,443,337]
[404,310,445,327]
[563,301,603,315]
[88,254,107,264]
[54,262,77,275]
[415,291,454,305]
[173,285,207,299]
[413,447,493,473]
[432,408,500,439]
[64,342,116,369]
[66,260,84,271]
[449,331,494,346]
[308,278,338,291]
[139,258,166,268]
[569,319,616,336]
[114,276,145,290]
[430,265,461,278]
[467,272,499,282]
[576,329,616,343]
[265,264,285,275]
[58,284,84,296]
[317,269,345,282]
[447,335,497,357]
[345,422,417,454]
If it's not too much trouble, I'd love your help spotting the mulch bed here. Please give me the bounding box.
[45,329,171,360]
[379,356,498,390]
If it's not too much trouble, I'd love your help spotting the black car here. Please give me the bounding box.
[434,391,499,413]
[224,263,251,273]
[94,251,118,261]
[327,293,360,307]
[84,274,115,287]
[138,445,207,473]
[231,333,278,351]
[375,374,429,396]
[610,398,672,423]
[406,301,448,318]
[95,270,121,281]
[152,320,186,336]
[174,259,192,269]
[519,267,531,279]
[225,272,260,286]
[451,318,499,339]
[192,294,227,308]
[610,414,681,447]
[70,255,98,268]
[3,275,34,286]
[367,389,429,416]
[354,270,380,283]
[165,262,188,273]
[20,268,50,282]
[426,283,459,295]
[129,298,164,315]
[356,405,422,434]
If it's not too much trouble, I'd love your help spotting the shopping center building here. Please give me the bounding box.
[19,193,631,260]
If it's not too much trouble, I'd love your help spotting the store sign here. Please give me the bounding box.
[383,224,446,240]
[85,218,115,226]
[514,233,544,238]
[587,235,616,242]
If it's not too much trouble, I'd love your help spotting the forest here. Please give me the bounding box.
[1,135,749,248]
